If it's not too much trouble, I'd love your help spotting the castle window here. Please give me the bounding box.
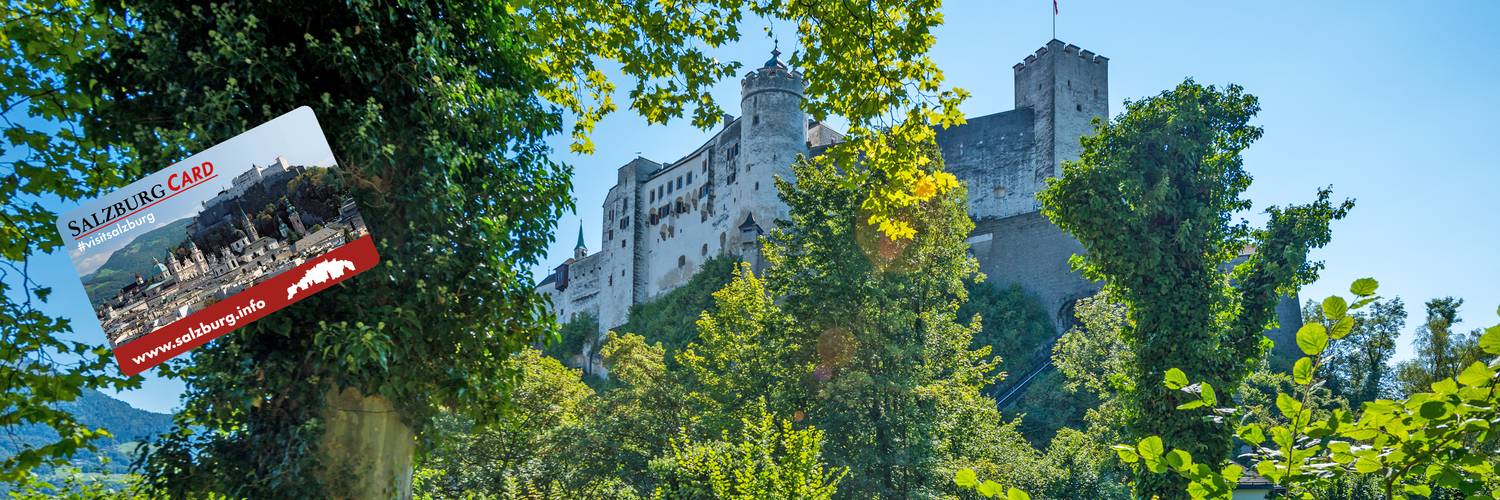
[701,244,708,256]
[1067,79,1071,89]
[609,275,613,286]
[676,177,683,189]
[720,232,726,248]
[649,191,655,202]
[755,182,760,190]
[1076,104,1082,112]
[607,229,614,240]
[667,182,673,194]
[679,255,686,267]
[687,172,693,184]
[753,115,760,125]
[621,239,626,248]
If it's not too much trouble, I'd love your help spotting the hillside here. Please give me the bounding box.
[81,217,194,306]
[0,389,173,475]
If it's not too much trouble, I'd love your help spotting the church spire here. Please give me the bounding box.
[573,224,588,259]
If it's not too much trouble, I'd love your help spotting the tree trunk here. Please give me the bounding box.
[318,386,414,499]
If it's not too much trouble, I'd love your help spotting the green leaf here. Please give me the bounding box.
[1176,399,1207,410]
[954,468,978,488]
[1137,436,1164,460]
[1296,322,1329,356]
[1330,316,1355,339]
[1237,424,1266,445]
[1480,325,1500,355]
[1431,378,1459,394]
[1200,382,1217,406]
[1165,449,1193,471]
[1355,456,1382,473]
[1164,368,1189,390]
[1112,444,1140,463]
[1456,361,1494,387]
[1276,393,1304,417]
[1293,357,1314,385]
[977,480,1004,497]
[1418,401,1448,419]
[1323,296,1348,319]
[1349,277,1378,296]
[1007,487,1031,500]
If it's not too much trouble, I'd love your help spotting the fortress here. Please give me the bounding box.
[537,40,1301,357]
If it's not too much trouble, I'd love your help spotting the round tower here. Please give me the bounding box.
[737,44,808,222]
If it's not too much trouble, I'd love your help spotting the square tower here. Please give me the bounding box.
[1014,39,1109,183]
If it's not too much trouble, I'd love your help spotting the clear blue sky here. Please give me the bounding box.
[20,1,1500,413]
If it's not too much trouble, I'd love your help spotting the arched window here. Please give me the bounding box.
[678,255,687,267]
[701,244,708,256]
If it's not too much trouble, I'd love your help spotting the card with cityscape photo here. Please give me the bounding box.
[56,107,379,375]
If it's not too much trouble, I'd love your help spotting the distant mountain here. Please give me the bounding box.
[0,389,173,475]
[81,217,194,306]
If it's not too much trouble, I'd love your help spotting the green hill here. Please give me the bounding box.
[0,389,173,476]
[81,217,194,306]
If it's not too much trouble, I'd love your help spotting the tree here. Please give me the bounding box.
[1115,278,1500,499]
[0,2,142,481]
[1395,297,1484,397]
[415,348,593,497]
[1303,296,1405,408]
[761,141,1006,497]
[1037,79,1351,496]
[619,254,738,362]
[543,312,600,376]
[649,401,845,500]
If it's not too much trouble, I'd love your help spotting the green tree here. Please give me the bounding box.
[761,141,1005,497]
[543,312,600,376]
[1303,296,1404,408]
[649,401,845,500]
[1395,297,1484,397]
[958,282,1055,394]
[562,332,695,494]
[1115,278,1500,499]
[1036,79,1350,496]
[619,254,738,362]
[416,348,593,496]
[0,2,142,481]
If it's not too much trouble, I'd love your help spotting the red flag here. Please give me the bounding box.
[1054,0,1059,15]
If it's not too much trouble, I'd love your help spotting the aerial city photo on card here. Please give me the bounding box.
[57,107,378,375]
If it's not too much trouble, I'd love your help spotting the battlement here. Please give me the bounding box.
[1012,40,1108,74]
[740,69,805,96]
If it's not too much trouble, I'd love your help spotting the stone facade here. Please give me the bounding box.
[539,40,1299,344]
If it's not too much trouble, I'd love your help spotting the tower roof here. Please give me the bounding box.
[574,224,587,250]
[761,41,786,71]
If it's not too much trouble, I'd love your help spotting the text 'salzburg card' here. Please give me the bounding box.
[57,107,378,375]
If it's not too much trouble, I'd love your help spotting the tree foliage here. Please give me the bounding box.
[1117,278,1500,499]
[0,2,142,481]
[1037,79,1351,495]
[649,401,845,500]
[1395,297,1485,398]
[1304,296,1405,408]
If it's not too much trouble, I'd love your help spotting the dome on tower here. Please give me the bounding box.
[762,45,786,71]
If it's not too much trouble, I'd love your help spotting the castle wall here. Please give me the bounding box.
[936,109,1036,221]
[966,211,1097,328]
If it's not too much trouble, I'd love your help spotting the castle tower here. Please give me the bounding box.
[573,224,588,259]
[737,44,808,225]
[1013,39,1109,182]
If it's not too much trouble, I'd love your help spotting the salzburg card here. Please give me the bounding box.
[57,107,379,375]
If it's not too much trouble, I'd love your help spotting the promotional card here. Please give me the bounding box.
[56,107,378,375]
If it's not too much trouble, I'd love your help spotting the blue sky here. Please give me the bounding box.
[20,2,1500,413]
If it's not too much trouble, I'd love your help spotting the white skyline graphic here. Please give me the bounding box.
[286,258,357,300]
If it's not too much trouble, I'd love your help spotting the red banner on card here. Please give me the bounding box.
[112,234,379,375]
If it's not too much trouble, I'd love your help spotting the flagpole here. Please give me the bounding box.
[1052,0,1057,40]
